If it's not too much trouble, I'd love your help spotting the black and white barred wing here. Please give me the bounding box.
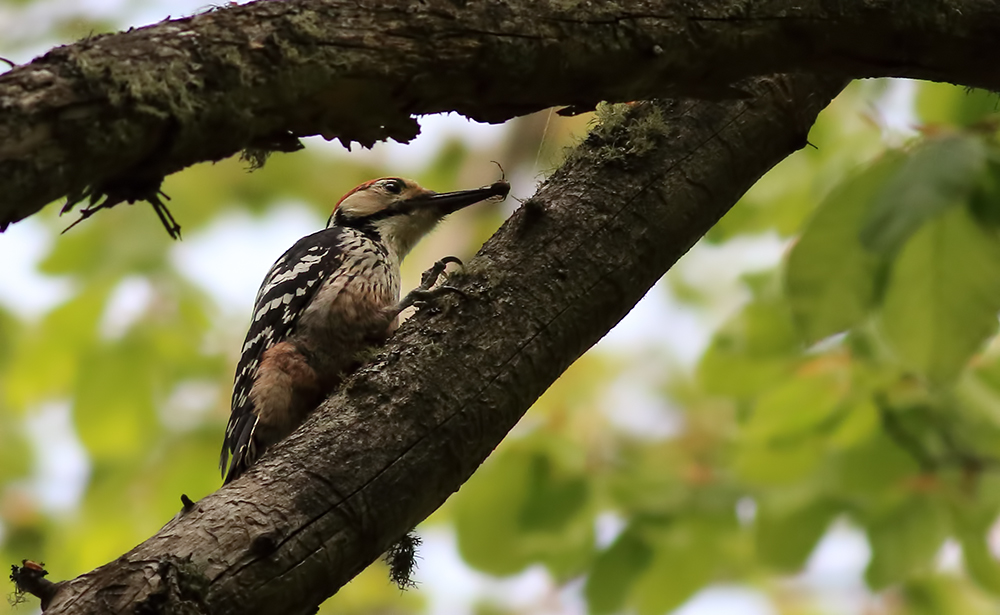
[220,227,346,480]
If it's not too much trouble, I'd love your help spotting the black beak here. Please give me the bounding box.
[409,181,511,216]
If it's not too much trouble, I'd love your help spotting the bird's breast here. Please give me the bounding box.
[294,233,400,361]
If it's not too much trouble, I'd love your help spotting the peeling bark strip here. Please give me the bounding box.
[38,74,845,615]
[0,0,998,230]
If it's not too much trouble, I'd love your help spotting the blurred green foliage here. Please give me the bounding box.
[7,4,1000,615]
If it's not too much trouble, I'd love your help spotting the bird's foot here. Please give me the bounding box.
[396,257,466,313]
[420,256,463,289]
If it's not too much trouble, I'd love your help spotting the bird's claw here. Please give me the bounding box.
[400,285,468,313]
[419,256,463,289]
[396,257,466,314]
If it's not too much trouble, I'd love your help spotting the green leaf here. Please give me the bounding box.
[0,414,32,482]
[698,295,800,398]
[455,451,531,576]
[454,445,593,577]
[879,205,1000,383]
[631,519,723,615]
[829,397,880,449]
[865,497,949,589]
[710,80,886,243]
[786,151,903,342]
[829,431,920,497]
[0,306,17,372]
[916,82,1000,128]
[4,284,107,411]
[861,135,986,255]
[734,437,824,486]
[957,363,1000,432]
[146,429,230,520]
[585,528,654,614]
[970,149,1000,228]
[960,530,1000,595]
[519,454,589,532]
[42,205,172,277]
[951,499,1000,595]
[743,374,844,443]
[902,576,995,615]
[755,498,837,572]
[73,340,157,462]
[709,152,815,241]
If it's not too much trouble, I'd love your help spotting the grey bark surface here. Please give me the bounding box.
[38,73,846,615]
[0,0,996,229]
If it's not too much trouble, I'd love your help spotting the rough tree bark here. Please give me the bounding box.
[1,0,997,230]
[24,72,846,614]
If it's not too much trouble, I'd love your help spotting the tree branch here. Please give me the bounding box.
[0,0,996,230]
[36,73,845,615]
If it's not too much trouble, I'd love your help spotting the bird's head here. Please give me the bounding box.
[329,177,510,257]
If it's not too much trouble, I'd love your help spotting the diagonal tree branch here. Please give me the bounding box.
[0,0,997,231]
[32,73,846,615]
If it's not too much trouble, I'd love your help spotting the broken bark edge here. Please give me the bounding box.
[10,560,60,610]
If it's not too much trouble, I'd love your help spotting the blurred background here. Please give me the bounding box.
[5,2,1000,614]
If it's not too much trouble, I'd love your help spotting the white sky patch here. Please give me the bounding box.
[0,217,74,320]
[416,525,780,615]
[598,283,708,364]
[594,511,626,549]
[0,0,225,62]
[870,79,920,142]
[989,516,1000,559]
[601,373,684,440]
[415,527,582,615]
[170,203,321,313]
[786,520,873,613]
[597,233,788,365]
[800,521,871,588]
[0,1,76,62]
[161,379,220,431]
[676,231,789,322]
[736,497,758,527]
[99,275,153,340]
[304,112,510,174]
[674,586,777,615]
[23,401,90,514]
[936,539,963,573]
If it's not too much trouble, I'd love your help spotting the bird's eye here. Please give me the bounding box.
[383,179,404,194]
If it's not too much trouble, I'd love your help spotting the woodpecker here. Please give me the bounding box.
[220,177,510,483]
